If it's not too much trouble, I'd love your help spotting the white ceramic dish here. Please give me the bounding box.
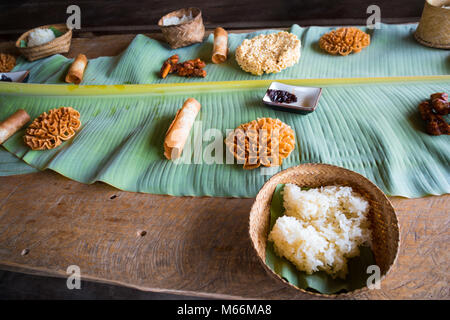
[0,70,29,83]
[262,82,322,114]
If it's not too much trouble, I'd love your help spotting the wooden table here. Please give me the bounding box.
[0,32,448,300]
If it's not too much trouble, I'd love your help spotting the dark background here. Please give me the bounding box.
[0,0,424,38]
[0,0,426,300]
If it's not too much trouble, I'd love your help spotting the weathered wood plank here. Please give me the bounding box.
[0,0,423,36]
[0,171,448,299]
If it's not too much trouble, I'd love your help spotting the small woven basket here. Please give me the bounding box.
[414,0,450,49]
[158,8,205,49]
[249,163,400,297]
[15,24,72,61]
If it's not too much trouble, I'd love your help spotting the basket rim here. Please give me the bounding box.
[157,7,202,28]
[248,162,401,298]
[15,23,72,50]
[414,32,450,49]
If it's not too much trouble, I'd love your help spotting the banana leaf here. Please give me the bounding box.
[49,26,64,38]
[12,24,449,85]
[0,78,448,198]
[0,146,38,175]
[266,184,376,294]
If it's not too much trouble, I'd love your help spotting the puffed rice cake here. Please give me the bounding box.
[235,32,301,76]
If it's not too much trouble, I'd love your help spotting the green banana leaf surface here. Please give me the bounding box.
[0,146,38,175]
[0,78,448,198]
[265,184,376,294]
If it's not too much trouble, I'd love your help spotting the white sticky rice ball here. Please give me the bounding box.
[268,184,372,279]
[27,28,56,47]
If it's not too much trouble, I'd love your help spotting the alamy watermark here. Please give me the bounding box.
[166,121,290,176]
[366,5,381,29]
[66,265,81,289]
[367,264,381,290]
[64,263,381,290]
[66,5,81,30]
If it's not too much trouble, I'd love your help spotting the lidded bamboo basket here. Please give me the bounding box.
[158,7,205,49]
[249,163,400,297]
[414,0,450,49]
[15,24,72,61]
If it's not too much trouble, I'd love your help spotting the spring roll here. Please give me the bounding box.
[164,98,201,160]
[0,109,30,144]
[212,27,228,64]
[65,54,88,84]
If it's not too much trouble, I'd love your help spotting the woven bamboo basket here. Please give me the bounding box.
[414,0,450,49]
[15,24,72,61]
[249,163,400,297]
[158,8,205,49]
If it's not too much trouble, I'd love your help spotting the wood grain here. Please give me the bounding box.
[0,170,448,299]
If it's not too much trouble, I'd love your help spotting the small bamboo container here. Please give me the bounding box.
[15,24,72,61]
[158,8,205,49]
[249,163,400,297]
[414,0,450,49]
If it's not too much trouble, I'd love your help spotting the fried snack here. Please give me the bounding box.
[418,101,433,121]
[65,54,88,84]
[319,27,370,56]
[160,54,179,79]
[235,32,301,75]
[159,55,207,78]
[430,92,449,115]
[176,58,207,77]
[212,27,228,64]
[0,109,30,144]
[0,53,16,73]
[430,92,448,101]
[164,98,201,160]
[225,118,295,170]
[24,107,81,150]
[418,93,450,136]
[426,115,449,135]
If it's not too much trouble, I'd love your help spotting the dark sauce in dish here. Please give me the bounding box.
[266,89,297,104]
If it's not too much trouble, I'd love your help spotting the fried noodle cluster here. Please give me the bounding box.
[24,107,81,150]
[319,27,370,56]
[225,117,295,170]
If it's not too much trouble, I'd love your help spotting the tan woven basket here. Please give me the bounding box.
[414,0,450,49]
[158,8,205,49]
[15,24,72,61]
[249,163,400,297]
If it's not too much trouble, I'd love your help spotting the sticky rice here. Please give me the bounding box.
[268,184,372,279]
[163,13,193,26]
[27,28,55,47]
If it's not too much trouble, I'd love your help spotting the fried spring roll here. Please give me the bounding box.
[0,109,30,144]
[212,27,228,64]
[164,98,201,160]
[65,54,88,84]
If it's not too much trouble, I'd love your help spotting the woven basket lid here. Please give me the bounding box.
[158,8,205,49]
[248,163,400,297]
[415,0,450,49]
